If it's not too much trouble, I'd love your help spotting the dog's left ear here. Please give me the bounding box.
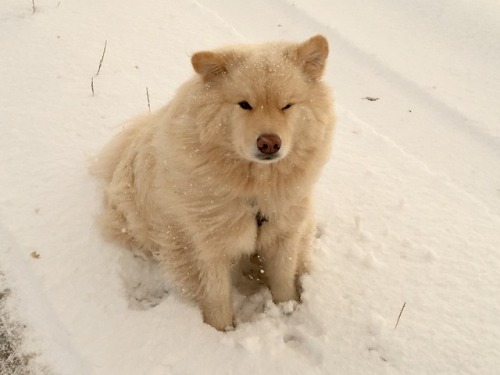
[191,51,228,81]
[295,35,329,80]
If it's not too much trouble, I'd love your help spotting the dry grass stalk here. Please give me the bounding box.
[394,302,406,330]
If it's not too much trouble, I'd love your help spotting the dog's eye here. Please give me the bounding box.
[282,103,293,111]
[238,101,253,110]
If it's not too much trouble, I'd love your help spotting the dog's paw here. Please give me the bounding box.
[278,300,299,315]
[119,252,170,310]
[127,281,170,310]
[202,308,235,332]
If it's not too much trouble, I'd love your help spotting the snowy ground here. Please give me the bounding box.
[1,0,500,374]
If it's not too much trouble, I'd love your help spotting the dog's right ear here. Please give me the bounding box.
[191,51,228,81]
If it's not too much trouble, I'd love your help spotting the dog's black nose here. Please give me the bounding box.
[257,134,281,155]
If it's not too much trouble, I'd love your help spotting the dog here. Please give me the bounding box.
[92,35,335,331]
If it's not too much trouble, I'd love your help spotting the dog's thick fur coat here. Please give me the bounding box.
[93,35,335,330]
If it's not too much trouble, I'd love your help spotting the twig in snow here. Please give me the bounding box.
[146,87,151,112]
[95,40,108,77]
[91,40,107,95]
[32,0,36,14]
[394,302,406,330]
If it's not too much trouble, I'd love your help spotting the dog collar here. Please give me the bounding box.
[256,211,269,227]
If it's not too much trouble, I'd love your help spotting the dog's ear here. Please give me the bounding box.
[191,51,228,81]
[295,35,329,80]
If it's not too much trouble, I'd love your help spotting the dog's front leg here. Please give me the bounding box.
[197,257,234,331]
[258,203,316,304]
[188,202,256,330]
[259,230,302,303]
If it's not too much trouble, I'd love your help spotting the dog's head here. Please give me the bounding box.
[191,35,330,164]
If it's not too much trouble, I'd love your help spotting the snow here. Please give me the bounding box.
[1,0,500,374]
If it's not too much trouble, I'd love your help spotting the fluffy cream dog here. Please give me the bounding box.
[93,35,335,331]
